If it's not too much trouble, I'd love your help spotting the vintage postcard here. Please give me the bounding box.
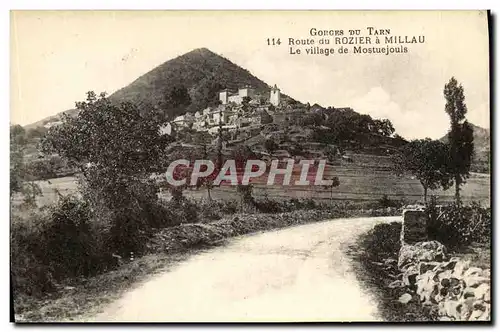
[10,10,491,323]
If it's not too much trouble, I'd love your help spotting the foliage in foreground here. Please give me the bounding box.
[426,197,491,249]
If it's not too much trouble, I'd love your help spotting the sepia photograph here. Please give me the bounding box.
[9,10,491,323]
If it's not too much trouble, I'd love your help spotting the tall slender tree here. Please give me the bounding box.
[443,77,474,204]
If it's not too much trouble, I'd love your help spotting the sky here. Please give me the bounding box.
[10,10,490,139]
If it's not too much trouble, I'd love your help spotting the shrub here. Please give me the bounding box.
[255,196,284,213]
[80,170,177,255]
[198,199,222,221]
[41,195,108,277]
[359,222,402,261]
[11,213,57,297]
[236,184,256,213]
[10,195,113,297]
[426,199,491,248]
[219,199,238,215]
[378,195,404,209]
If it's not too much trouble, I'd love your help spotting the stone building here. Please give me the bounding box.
[270,84,281,106]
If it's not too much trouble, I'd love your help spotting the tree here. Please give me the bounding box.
[10,125,26,195]
[264,138,279,155]
[323,176,340,199]
[236,184,254,212]
[42,92,173,252]
[290,142,304,156]
[393,139,452,203]
[324,145,340,163]
[10,124,42,206]
[241,96,252,112]
[373,119,395,137]
[158,85,192,120]
[444,77,474,204]
[301,112,324,127]
[42,92,171,176]
[26,126,48,140]
[260,110,273,124]
[196,144,214,201]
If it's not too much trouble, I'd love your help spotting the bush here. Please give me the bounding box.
[10,195,113,297]
[11,213,56,297]
[255,196,284,213]
[359,222,402,260]
[81,170,178,256]
[11,175,181,297]
[198,200,222,221]
[219,200,238,215]
[426,198,491,248]
[197,199,239,221]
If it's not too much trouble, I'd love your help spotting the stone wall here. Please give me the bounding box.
[400,205,427,245]
[395,207,491,321]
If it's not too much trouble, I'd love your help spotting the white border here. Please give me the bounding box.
[2,1,498,331]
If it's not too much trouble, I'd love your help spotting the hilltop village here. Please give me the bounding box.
[164,85,347,137]
[166,85,281,135]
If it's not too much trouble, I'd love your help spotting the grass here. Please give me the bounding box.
[10,166,490,210]
[345,222,436,322]
[14,251,194,322]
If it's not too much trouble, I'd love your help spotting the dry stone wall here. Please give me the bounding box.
[396,206,491,321]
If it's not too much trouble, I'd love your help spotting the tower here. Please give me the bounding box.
[219,90,229,105]
[270,84,281,106]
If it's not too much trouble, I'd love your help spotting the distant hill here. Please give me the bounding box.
[26,48,295,128]
[440,122,490,173]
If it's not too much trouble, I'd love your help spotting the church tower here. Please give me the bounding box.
[270,84,281,106]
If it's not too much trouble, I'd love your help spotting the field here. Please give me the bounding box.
[12,153,490,209]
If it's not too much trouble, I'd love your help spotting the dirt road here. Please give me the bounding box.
[90,216,400,322]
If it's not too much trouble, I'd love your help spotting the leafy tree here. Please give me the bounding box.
[301,112,324,127]
[26,126,48,140]
[188,77,224,111]
[324,145,340,162]
[42,91,171,176]
[241,96,252,113]
[264,139,279,155]
[444,77,474,204]
[260,110,273,124]
[290,142,304,156]
[323,176,340,199]
[242,96,252,104]
[10,125,26,195]
[42,91,173,253]
[195,144,215,201]
[158,85,191,120]
[373,119,395,137]
[236,184,254,212]
[10,125,43,206]
[393,139,452,203]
